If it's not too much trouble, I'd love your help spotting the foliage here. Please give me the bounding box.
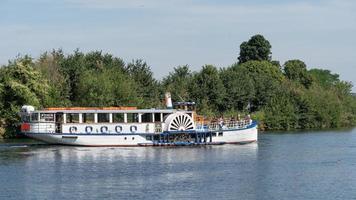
[0,34,355,138]
[76,68,143,107]
[162,65,193,102]
[309,69,339,89]
[284,60,313,88]
[189,65,226,115]
[238,34,272,64]
[126,59,161,108]
[0,56,52,137]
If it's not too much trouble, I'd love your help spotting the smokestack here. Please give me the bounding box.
[165,92,173,109]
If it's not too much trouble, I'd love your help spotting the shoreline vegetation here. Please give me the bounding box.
[0,34,355,138]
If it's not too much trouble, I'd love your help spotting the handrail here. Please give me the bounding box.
[29,122,55,133]
[196,120,253,131]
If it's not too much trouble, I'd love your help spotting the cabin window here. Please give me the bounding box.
[40,113,54,122]
[98,113,110,123]
[127,113,138,123]
[141,113,153,123]
[163,113,170,121]
[21,114,30,122]
[218,132,223,136]
[154,113,161,122]
[212,132,217,137]
[113,113,124,123]
[66,113,79,123]
[83,113,95,123]
[31,113,39,122]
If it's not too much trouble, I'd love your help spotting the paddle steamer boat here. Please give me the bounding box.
[19,93,257,146]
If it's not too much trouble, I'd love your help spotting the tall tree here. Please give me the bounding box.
[238,34,272,64]
[283,59,313,88]
[0,56,52,137]
[162,65,192,102]
[35,49,70,106]
[189,65,226,114]
[59,50,126,105]
[126,59,161,108]
[234,61,284,111]
[308,69,339,89]
[76,68,143,107]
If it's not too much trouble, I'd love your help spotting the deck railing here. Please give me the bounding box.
[196,120,252,131]
[28,122,56,133]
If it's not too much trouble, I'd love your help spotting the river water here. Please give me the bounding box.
[1,128,356,200]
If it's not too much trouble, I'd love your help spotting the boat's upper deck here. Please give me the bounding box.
[20,106,195,125]
[38,107,185,114]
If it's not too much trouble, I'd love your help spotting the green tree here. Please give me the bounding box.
[262,81,298,130]
[76,68,143,107]
[126,59,161,108]
[237,61,284,111]
[35,49,70,106]
[284,59,313,88]
[220,66,255,111]
[189,65,226,114]
[162,65,193,102]
[309,69,339,89]
[0,56,51,137]
[238,34,272,64]
[59,50,126,104]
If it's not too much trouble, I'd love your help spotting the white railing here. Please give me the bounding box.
[196,120,252,131]
[29,122,56,133]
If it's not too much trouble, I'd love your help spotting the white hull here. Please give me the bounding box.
[25,125,258,146]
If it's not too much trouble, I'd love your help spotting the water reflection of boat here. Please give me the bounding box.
[19,93,258,146]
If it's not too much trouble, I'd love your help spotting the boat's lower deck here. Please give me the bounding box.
[24,123,258,147]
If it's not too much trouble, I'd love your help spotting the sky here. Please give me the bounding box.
[1,0,355,91]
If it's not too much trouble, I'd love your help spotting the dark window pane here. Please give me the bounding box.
[142,113,153,123]
[113,113,124,123]
[154,113,161,122]
[127,113,138,123]
[31,113,39,122]
[98,113,110,123]
[83,113,95,123]
[67,113,79,123]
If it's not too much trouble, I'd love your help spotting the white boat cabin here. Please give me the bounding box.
[20,106,195,135]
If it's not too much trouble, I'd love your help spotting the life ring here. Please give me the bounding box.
[85,126,93,133]
[115,125,122,133]
[101,126,108,133]
[69,126,77,133]
[130,125,137,133]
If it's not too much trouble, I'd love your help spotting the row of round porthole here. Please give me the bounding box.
[69,125,138,134]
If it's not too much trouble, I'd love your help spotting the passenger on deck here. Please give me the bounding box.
[218,116,224,129]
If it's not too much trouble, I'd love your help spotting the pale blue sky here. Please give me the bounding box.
[1,0,355,90]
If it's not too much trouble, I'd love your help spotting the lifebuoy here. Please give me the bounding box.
[69,126,77,133]
[115,125,122,133]
[101,126,108,133]
[85,126,93,133]
[130,125,137,133]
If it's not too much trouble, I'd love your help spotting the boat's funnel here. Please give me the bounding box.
[165,92,173,109]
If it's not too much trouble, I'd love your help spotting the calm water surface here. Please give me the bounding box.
[1,128,356,200]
